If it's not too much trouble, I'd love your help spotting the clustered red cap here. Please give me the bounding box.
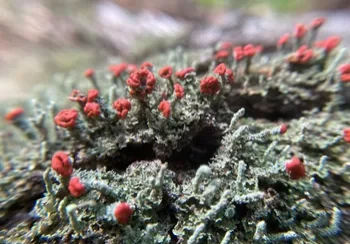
[174,84,185,99]
[285,156,306,180]
[87,89,99,102]
[310,17,326,29]
[233,46,244,61]
[294,24,307,39]
[4,107,24,121]
[220,41,233,50]
[200,76,220,95]
[279,124,288,134]
[84,102,101,118]
[159,66,173,79]
[343,128,350,143]
[314,36,341,53]
[68,177,86,197]
[84,68,94,78]
[109,63,128,77]
[338,64,350,83]
[225,69,234,84]
[54,109,79,129]
[69,90,87,104]
[126,68,156,98]
[213,63,226,76]
[277,33,290,47]
[243,44,256,57]
[113,98,131,119]
[140,61,153,70]
[114,202,133,224]
[158,100,171,118]
[215,50,230,60]
[175,67,195,80]
[51,151,73,177]
[288,46,313,64]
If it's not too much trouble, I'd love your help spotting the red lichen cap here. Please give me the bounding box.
[84,102,101,118]
[127,69,156,94]
[339,64,350,74]
[84,68,94,78]
[341,74,350,83]
[113,98,131,119]
[215,50,230,60]
[159,66,173,79]
[158,100,171,118]
[285,156,306,180]
[279,124,288,134]
[288,46,313,64]
[87,89,99,103]
[68,177,86,197]
[200,76,220,95]
[213,63,227,76]
[310,17,326,29]
[51,151,73,177]
[109,63,128,77]
[343,128,350,143]
[294,24,307,39]
[140,61,153,70]
[5,107,24,121]
[114,202,133,224]
[225,69,235,83]
[277,33,290,47]
[54,109,79,129]
[243,44,256,57]
[175,67,195,80]
[69,90,87,104]
[314,36,341,53]
[233,46,244,61]
[174,84,185,99]
[220,41,233,50]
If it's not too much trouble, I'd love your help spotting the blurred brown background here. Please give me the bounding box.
[0,0,349,101]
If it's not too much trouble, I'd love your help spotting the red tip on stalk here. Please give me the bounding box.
[225,69,235,83]
[54,109,79,129]
[277,33,290,47]
[310,17,326,29]
[159,66,173,79]
[84,102,101,118]
[114,202,133,224]
[87,89,99,103]
[343,128,350,143]
[68,177,86,197]
[174,84,185,99]
[314,36,341,53]
[213,63,227,76]
[220,41,233,50]
[69,90,87,104]
[200,76,220,95]
[140,61,153,70]
[113,98,131,119]
[294,24,307,39]
[285,156,306,180]
[243,44,256,57]
[5,107,24,121]
[126,69,156,96]
[175,67,195,80]
[51,151,73,177]
[279,124,288,134]
[339,64,350,82]
[158,100,171,118]
[84,68,95,78]
[215,50,230,60]
[233,46,244,61]
[109,63,128,77]
[126,64,138,74]
[288,45,313,64]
